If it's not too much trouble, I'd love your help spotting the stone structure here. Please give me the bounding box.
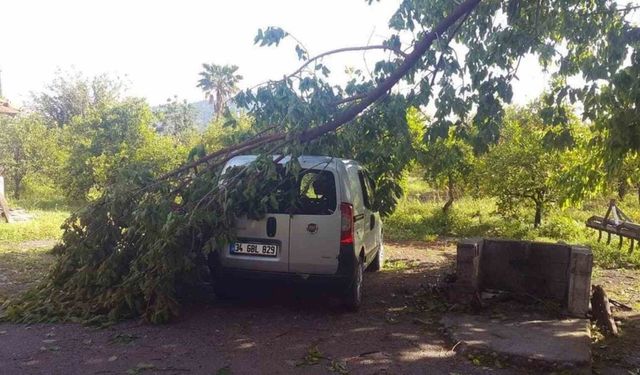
[441,314,592,370]
[452,238,593,317]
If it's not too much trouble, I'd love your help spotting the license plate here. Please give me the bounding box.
[230,242,278,257]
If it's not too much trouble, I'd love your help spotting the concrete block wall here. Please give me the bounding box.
[567,246,593,316]
[453,239,593,317]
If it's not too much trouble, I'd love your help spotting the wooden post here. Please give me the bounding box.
[0,174,12,223]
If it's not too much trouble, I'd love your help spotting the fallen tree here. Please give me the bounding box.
[2,0,482,324]
[6,0,638,324]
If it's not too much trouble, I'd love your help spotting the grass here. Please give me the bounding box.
[383,258,419,272]
[0,201,68,303]
[0,210,68,242]
[384,181,640,269]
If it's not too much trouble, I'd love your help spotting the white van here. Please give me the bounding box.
[208,155,384,310]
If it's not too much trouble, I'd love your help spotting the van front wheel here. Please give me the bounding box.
[343,258,363,311]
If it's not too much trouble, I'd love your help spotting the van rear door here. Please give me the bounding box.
[218,158,291,273]
[289,169,341,274]
[222,213,291,273]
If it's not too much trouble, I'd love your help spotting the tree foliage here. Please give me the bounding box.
[62,99,186,201]
[413,108,475,212]
[0,115,62,199]
[477,104,580,227]
[153,96,197,140]
[197,64,243,120]
[31,70,124,128]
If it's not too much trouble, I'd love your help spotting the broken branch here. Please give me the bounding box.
[288,45,408,79]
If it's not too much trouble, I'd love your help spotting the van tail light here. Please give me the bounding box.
[340,202,354,245]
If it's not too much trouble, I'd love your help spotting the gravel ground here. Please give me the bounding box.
[2,241,637,374]
[0,242,515,375]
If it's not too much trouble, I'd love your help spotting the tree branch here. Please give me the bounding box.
[159,0,482,180]
[288,45,408,79]
[299,0,482,142]
[333,93,368,106]
[429,7,473,87]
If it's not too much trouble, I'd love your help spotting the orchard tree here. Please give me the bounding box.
[63,99,185,201]
[197,63,242,119]
[153,96,197,140]
[31,70,124,128]
[412,108,475,212]
[611,152,640,203]
[202,114,256,152]
[0,115,62,199]
[478,104,580,227]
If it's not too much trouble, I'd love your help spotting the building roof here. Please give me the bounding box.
[0,100,19,116]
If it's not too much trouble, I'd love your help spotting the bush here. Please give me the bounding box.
[537,214,584,241]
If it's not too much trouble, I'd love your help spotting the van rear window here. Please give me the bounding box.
[270,169,337,215]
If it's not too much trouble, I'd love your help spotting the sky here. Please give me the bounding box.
[0,0,551,107]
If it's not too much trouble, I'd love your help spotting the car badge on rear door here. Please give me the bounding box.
[307,223,318,234]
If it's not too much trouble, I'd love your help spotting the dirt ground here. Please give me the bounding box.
[0,241,638,375]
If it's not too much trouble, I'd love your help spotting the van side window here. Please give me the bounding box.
[358,171,373,209]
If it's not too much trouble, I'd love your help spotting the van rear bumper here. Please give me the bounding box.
[209,244,356,286]
[215,267,351,286]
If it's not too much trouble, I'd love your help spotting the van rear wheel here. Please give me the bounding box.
[343,257,363,311]
[367,244,384,272]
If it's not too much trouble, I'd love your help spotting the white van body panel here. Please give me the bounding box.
[216,155,381,278]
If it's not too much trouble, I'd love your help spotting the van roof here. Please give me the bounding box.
[225,155,358,168]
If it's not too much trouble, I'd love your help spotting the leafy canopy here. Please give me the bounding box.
[477,103,581,226]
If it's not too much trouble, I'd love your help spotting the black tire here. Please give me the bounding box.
[207,252,236,300]
[213,278,236,300]
[343,257,364,311]
[367,244,384,272]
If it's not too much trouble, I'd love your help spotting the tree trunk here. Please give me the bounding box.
[534,201,543,228]
[618,178,628,200]
[637,185,640,205]
[442,175,455,213]
[13,175,23,200]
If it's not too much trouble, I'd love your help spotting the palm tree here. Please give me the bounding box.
[196,64,242,120]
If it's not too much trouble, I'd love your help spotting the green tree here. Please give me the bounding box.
[610,152,640,203]
[412,108,475,212]
[0,115,62,199]
[477,105,579,227]
[307,96,417,216]
[153,96,197,141]
[196,64,242,120]
[63,99,185,201]
[31,70,124,128]
[202,113,255,152]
